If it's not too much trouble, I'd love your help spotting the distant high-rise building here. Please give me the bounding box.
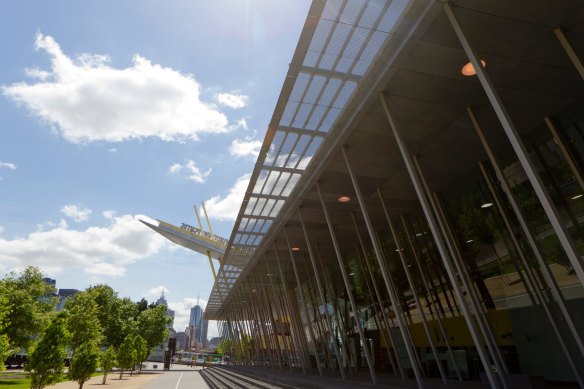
[155,291,175,329]
[187,299,208,347]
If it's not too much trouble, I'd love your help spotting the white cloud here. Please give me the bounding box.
[0,226,4,234]
[2,33,236,144]
[0,214,167,278]
[108,148,118,153]
[169,160,211,183]
[229,138,262,159]
[204,174,250,221]
[0,162,17,170]
[216,92,248,109]
[61,204,92,222]
[146,285,169,297]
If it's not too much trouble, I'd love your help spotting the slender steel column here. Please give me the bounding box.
[298,209,347,379]
[554,27,584,79]
[469,108,584,385]
[379,93,503,388]
[300,254,332,371]
[428,186,509,380]
[266,261,293,371]
[400,215,463,381]
[350,213,402,377]
[341,146,425,388]
[378,189,447,384]
[274,245,310,373]
[316,183,377,384]
[443,1,584,288]
[285,228,324,376]
[545,116,584,192]
[254,272,283,369]
[315,246,355,373]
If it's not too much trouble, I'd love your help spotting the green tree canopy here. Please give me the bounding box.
[26,314,70,389]
[69,341,100,389]
[117,335,136,379]
[137,304,170,352]
[100,346,116,385]
[0,267,56,351]
[64,291,102,351]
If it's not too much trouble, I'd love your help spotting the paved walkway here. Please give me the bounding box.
[49,363,211,389]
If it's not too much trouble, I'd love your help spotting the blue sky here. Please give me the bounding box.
[0,0,311,336]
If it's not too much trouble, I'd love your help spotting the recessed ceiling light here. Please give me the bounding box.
[461,59,486,76]
[291,247,300,252]
[466,239,474,243]
[572,194,583,200]
[481,202,493,209]
[338,196,351,203]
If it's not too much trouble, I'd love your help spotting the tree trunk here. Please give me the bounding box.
[102,371,107,385]
[79,380,84,389]
[119,369,123,379]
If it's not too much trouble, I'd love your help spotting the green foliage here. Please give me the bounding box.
[64,292,102,350]
[133,335,148,371]
[0,333,12,373]
[25,314,70,389]
[136,298,148,316]
[100,346,116,385]
[116,336,136,378]
[85,286,138,348]
[137,304,170,352]
[0,267,57,352]
[69,342,99,389]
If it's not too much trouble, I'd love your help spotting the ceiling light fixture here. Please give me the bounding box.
[461,59,486,76]
[481,202,493,209]
[572,194,583,200]
[291,247,300,252]
[338,196,351,203]
[466,239,474,243]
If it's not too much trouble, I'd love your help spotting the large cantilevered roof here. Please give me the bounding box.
[206,0,584,320]
[206,0,420,318]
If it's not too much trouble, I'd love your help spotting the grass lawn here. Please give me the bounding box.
[0,371,102,388]
[0,372,31,388]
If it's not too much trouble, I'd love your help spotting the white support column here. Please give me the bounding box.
[284,228,324,377]
[351,212,404,379]
[341,146,426,389]
[316,182,377,384]
[468,108,584,386]
[442,1,584,288]
[379,93,503,389]
[378,189,448,384]
[274,247,310,373]
[554,27,584,80]
[298,209,347,379]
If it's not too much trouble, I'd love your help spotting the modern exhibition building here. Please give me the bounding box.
[203,0,584,387]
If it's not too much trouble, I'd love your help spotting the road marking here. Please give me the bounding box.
[174,373,183,389]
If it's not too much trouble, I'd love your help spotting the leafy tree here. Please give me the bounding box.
[134,335,149,373]
[0,267,56,351]
[0,333,12,373]
[136,298,148,316]
[117,335,136,379]
[65,291,102,351]
[86,285,120,347]
[100,346,116,385]
[137,304,170,352]
[69,341,99,389]
[26,314,70,389]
